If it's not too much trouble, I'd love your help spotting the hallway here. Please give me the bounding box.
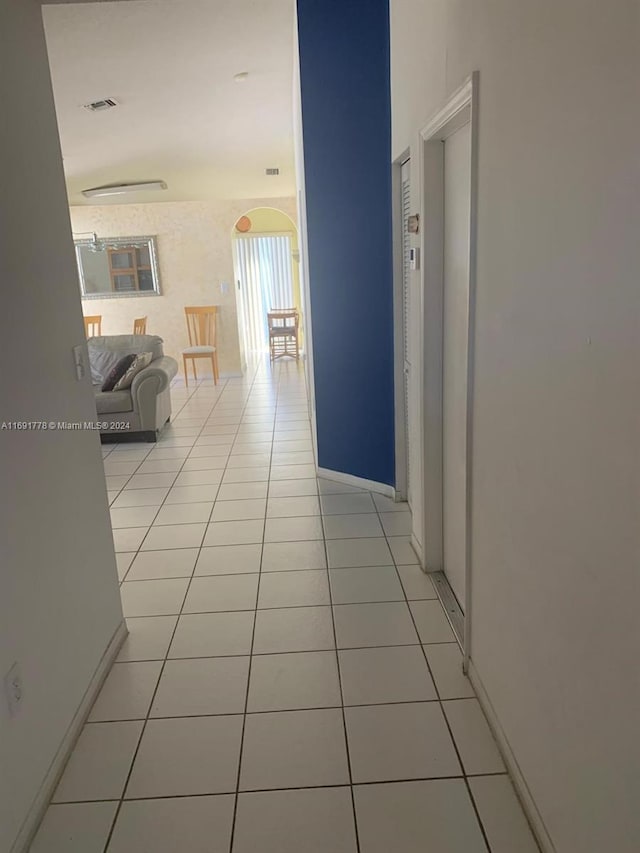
[32,361,537,852]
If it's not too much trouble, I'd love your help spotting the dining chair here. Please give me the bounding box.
[267,308,299,361]
[183,306,219,385]
[133,316,147,335]
[84,315,102,337]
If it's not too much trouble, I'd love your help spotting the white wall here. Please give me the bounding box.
[70,198,297,377]
[0,2,124,850]
[292,31,318,462]
[390,1,640,851]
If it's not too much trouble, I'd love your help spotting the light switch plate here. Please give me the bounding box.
[72,345,86,381]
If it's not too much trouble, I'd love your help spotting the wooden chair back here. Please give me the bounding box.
[184,306,218,347]
[268,309,299,333]
[267,308,299,361]
[133,316,147,335]
[84,315,102,337]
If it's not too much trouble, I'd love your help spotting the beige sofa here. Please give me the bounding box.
[88,334,178,442]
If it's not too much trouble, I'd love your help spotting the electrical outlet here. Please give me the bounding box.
[4,662,23,717]
[220,281,229,295]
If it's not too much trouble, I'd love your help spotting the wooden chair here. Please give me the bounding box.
[268,309,300,361]
[183,306,219,385]
[133,316,147,335]
[84,315,102,337]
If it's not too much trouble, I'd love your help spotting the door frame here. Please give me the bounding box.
[391,149,411,501]
[293,32,319,466]
[418,72,479,668]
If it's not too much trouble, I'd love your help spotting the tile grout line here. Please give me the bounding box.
[65,365,509,851]
[96,638,461,666]
[85,696,506,723]
[101,375,230,851]
[51,770,511,807]
[226,358,276,853]
[118,372,264,576]
[115,376,224,585]
[84,680,489,709]
[104,375,204,507]
[371,499,495,853]
[318,487,363,853]
[116,377,220,583]
[104,361,283,849]
[101,364,471,851]
[103,370,264,848]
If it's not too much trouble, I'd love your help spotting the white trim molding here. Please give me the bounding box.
[468,660,556,853]
[419,75,476,142]
[317,466,396,499]
[292,27,319,465]
[12,620,128,853]
[391,150,411,502]
[418,71,479,672]
[410,533,424,566]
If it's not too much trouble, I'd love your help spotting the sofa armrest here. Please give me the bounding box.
[130,356,178,428]
[131,356,178,397]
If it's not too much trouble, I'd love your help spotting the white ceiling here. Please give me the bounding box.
[42,0,296,205]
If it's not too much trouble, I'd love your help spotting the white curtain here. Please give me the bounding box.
[234,235,294,353]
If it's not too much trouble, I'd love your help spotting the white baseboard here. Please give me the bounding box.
[467,660,556,853]
[316,466,395,498]
[410,533,424,568]
[12,620,128,853]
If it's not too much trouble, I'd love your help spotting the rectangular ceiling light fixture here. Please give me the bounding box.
[82,181,168,199]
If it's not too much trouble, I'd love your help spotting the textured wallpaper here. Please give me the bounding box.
[71,198,297,378]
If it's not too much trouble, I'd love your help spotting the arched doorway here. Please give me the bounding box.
[231,207,302,362]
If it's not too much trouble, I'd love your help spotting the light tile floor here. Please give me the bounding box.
[31,360,539,853]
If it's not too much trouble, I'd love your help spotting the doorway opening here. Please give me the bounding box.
[231,207,302,365]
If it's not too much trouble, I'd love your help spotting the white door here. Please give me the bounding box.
[401,160,416,509]
[442,121,471,607]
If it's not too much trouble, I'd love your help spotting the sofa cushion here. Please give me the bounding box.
[89,334,164,361]
[102,354,136,392]
[88,348,122,384]
[94,388,133,414]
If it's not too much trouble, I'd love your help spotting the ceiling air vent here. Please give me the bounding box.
[265,168,280,176]
[84,98,118,112]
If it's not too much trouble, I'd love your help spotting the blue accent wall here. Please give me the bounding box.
[297,0,395,487]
